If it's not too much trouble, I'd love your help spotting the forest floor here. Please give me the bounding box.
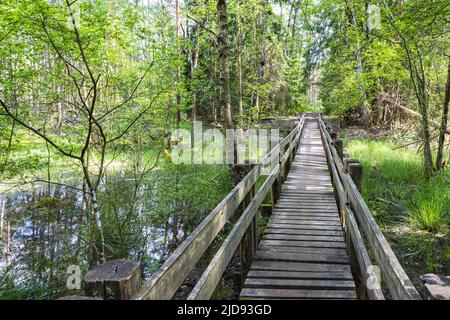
[343,126,450,295]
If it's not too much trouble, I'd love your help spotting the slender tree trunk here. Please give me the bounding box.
[237,20,244,125]
[0,197,5,239]
[217,0,233,129]
[191,23,200,123]
[175,0,181,125]
[346,2,370,126]
[436,57,450,170]
[3,118,15,170]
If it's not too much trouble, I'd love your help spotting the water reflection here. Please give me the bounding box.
[0,168,215,299]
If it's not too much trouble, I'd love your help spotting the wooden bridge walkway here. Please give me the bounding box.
[127,113,421,301]
[240,117,357,300]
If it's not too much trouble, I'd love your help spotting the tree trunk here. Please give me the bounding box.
[0,197,5,239]
[347,2,370,127]
[191,23,200,123]
[237,20,244,125]
[436,57,450,170]
[217,0,233,129]
[175,0,181,125]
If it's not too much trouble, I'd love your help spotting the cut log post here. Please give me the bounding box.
[421,274,450,300]
[84,260,141,300]
[347,162,363,193]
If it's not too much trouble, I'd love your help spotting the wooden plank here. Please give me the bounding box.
[264,234,345,242]
[265,228,343,237]
[255,251,349,264]
[259,245,347,256]
[267,223,342,231]
[275,204,338,210]
[269,219,341,226]
[271,212,339,217]
[240,288,357,299]
[250,260,351,273]
[273,208,338,212]
[270,216,340,222]
[244,278,356,290]
[247,270,354,280]
[260,239,347,249]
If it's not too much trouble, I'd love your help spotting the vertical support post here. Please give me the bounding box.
[239,185,256,283]
[348,162,363,192]
[333,138,344,160]
[343,159,366,299]
[271,177,281,207]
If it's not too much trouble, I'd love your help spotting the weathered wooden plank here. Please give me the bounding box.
[244,278,356,290]
[269,219,341,226]
[264,234,345,242]
[260,239,347,249]
[246,270,354,280]
[276,200,336,205]
[271,211,339,216]
[267,223,343,231]
[273,208,338,212]
[259,245,347,256]
[270,215,341,222]
[265,228,343,237]
[275,204,338,210]
[240,288,357,299]
[255,251,349,264]
[250,260,351,273]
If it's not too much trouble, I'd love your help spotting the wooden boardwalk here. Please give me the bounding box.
[240,117,357,300]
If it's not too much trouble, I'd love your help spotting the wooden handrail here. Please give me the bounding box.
[132,115,305,300]
[318,116,421,300]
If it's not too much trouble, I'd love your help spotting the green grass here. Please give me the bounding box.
[346,139,450,280]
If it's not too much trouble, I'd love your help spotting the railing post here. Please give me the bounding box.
[343,159,366,298]
[333,138,344,160]
[347,161,363,192]
[271,177,281,207]
[239,185,256,284]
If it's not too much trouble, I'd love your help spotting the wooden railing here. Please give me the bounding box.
[319,116,422,300]
[131,115,306,300]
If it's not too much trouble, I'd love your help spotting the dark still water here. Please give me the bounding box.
[0,166,230,299]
